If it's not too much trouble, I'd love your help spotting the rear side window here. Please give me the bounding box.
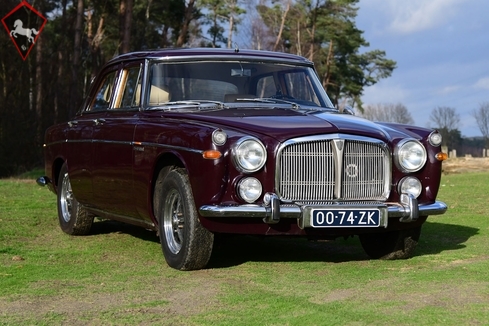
[88,71,117,111]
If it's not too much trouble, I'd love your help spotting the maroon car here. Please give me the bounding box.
[37,48,447,270]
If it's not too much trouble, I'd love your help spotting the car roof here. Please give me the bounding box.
[107,47,313,66]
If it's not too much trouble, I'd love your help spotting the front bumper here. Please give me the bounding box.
[199,193,447,229]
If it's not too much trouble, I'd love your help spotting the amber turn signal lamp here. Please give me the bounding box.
[435,152,448,161]
[203,150,222,159]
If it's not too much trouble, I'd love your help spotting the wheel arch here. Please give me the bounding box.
[150,152,186,225]
[52,157,66,191]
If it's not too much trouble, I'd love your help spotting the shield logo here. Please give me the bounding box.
[1,1,47,60]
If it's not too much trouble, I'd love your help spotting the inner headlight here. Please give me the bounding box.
[233,137,267,173]
[238,177,262,203]
[398,176,422,198]
[395,139,427,172]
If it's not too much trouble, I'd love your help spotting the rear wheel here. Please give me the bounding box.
[57,163,94,235]
[359,226,422,260]
[154,168,213,271]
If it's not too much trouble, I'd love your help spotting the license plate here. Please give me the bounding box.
[311,208,381,228]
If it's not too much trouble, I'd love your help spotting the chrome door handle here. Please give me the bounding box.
[93,118,106,125]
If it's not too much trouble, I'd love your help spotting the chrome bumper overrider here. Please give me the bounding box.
[199,193,447,228]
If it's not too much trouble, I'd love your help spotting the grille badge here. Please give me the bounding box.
[346,163,358,178]
[332,139,344,152]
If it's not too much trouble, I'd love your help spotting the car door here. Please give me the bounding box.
[65,66,118,207]
[64,114,94,206]
[91,62,143,218]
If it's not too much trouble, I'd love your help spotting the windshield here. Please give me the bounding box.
[146,60,334,109]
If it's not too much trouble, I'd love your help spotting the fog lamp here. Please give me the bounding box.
[238,177,262,203]
[398,176,422,198]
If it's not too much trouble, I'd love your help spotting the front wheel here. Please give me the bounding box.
[359,226,422,260]
[154,168,214,271]
[57,163,94,235]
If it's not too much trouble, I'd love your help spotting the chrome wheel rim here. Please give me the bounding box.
[163,189,184,254]
[59,172,73,223]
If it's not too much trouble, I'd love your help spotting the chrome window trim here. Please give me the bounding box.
[54,139,203,155]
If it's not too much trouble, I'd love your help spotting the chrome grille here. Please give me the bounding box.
[277,135,390,202]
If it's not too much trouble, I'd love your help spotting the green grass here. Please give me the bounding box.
[1,172,488,325]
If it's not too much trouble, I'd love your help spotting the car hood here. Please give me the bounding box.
[179,108,417,143]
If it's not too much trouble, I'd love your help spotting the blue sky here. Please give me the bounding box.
[356,0,489,137]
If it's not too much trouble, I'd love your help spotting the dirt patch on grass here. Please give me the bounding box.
[443,157,489,174]
[0,275,221,324]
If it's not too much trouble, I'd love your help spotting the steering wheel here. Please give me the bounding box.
[269,93,295,100]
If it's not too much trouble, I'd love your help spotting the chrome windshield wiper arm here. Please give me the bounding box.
[148,100,227,110]
[260,98,301,110]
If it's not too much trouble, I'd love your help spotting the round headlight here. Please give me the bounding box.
[398,176,422,198]
[396,139,427,172]
[233,137,267,173]
[238,177,262,203]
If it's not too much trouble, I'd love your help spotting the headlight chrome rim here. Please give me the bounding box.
[237,177,263,203]
[395,139,427,173]
[398,176,422,198]
[232,136,267,173]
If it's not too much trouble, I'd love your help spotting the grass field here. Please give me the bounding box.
[1,171,488,325]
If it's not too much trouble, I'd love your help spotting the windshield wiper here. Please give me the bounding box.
[260,97,301,110]
[148,100,227,111]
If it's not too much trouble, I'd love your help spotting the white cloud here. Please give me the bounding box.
[362,83,409,105]
[361,0,468,34]
[437,85,461,95]
[357,0,489,138]
[473,77,489,90]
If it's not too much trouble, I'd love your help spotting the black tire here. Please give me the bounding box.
[57,163,94,235]
[154,168,214,271]
[359,226,422,260]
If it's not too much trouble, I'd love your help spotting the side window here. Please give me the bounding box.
[88,71,117,111]
[119,66,142,108]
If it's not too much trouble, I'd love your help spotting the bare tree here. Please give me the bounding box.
[429,106,461,148]
[473,102,489,139]
[361,103,414,124]
[429,106,460,131]
[246,0,274,50]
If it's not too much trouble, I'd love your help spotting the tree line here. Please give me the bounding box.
[1,1,486,178]
[0,0,398,177]
[361,103,489,156]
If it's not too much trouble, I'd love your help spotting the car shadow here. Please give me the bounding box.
[207,221,479,269]
[87,219,479,269]
[89,218,160,243]
[415,221,479,256]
